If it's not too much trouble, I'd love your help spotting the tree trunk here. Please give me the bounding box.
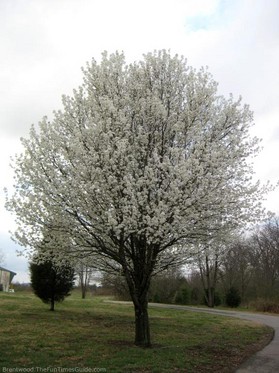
[207,287,215,308]
[134,299,151,347]
[80,266,91,299]
[50,297,55,311]
[122,262,152,347]
[204,254,215,308]
[121,238,156,348]
[81,282,86,299]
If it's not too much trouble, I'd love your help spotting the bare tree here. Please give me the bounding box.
[248,217,279,298]
[75,259,95,299]
[191,241,225,307]
[220,240,252,302]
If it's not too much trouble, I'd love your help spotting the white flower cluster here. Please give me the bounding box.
[6,50,268,275]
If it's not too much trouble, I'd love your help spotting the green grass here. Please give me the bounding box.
[0,291,273,372]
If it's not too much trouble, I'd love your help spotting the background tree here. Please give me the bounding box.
[149,266,188,304]
[220,240,252,302]
[189,235,233,308]
[6,51,267,347]
[248,217,279,299]
[225,287,241,308]
[75,259,95,299]
[197,245,220,307]
[101,271,131,300]
[187,270,204,305]
[30,254,75,311]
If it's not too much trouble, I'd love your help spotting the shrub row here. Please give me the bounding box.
[249,299,279,313]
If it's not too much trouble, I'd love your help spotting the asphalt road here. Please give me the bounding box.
[147,303,279,373]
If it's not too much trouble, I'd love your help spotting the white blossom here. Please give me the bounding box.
[5,52,270,340]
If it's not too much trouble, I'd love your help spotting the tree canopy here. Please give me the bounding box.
[6,50,267,346]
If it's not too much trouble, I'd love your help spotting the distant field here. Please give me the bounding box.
[0,291,273,372]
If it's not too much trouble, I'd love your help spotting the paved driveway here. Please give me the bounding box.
[148,303,279,373]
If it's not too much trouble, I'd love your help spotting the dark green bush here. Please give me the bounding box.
[174,286,190,305]
[30,259,75,311]
[190,287,201,304]
[225,287,241,308]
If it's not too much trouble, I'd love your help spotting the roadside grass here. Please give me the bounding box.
[0,291,273,373]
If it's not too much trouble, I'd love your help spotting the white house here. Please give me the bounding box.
[0,266,16,292]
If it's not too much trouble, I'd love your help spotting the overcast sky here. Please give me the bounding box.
[1,0,278,283]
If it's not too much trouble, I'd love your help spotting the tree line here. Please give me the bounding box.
[102,216,279,310]
[28,212,279,312]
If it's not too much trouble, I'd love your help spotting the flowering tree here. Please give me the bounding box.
[6,51,266,346]
[0,250,5,266]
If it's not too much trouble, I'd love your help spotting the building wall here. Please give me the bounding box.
[0,269,11,292]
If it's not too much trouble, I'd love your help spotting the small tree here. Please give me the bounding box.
[225,287,241,308]
[174,285,190,305]
[30,257,75,311]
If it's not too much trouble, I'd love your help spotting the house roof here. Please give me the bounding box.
[0,266,17,276]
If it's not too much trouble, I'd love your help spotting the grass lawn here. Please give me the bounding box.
[0,290,273,373]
